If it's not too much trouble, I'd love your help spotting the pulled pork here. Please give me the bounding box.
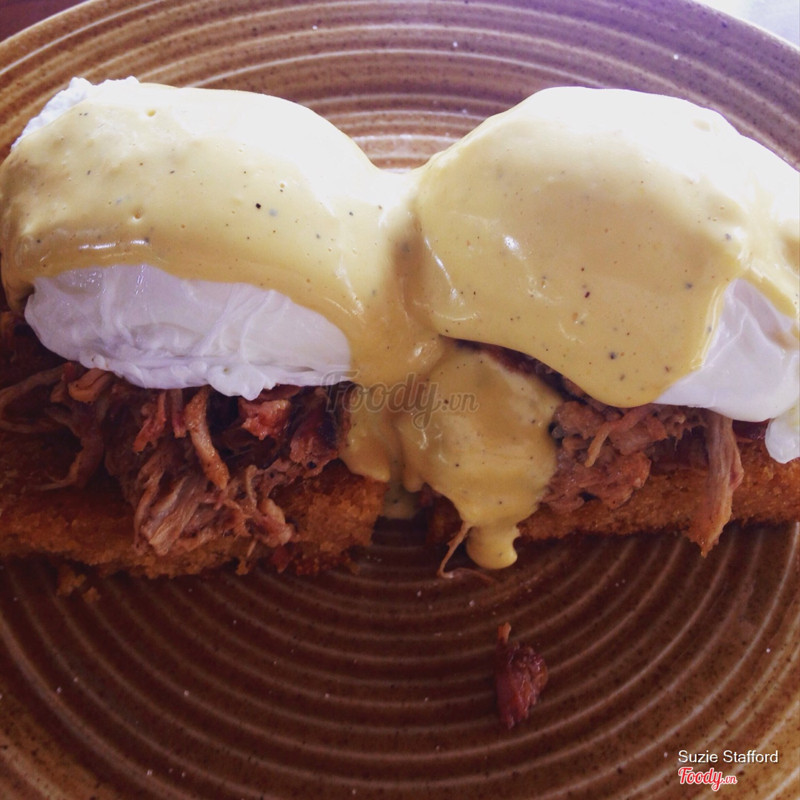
[483,344,749,552]
[0,353,346,558]
[542,395,744,552]
[495,622,548,729]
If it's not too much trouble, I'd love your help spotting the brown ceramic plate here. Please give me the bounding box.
[1,1,799,798]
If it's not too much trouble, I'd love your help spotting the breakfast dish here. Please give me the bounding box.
[1,1,798,798]
[0,77,797,577]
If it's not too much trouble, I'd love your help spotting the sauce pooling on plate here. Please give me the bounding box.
[1,79,798,568]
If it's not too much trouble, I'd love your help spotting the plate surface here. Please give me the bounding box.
[0,1,798,798]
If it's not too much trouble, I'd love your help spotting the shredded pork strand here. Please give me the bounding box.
[437,521,470,579]
[184,386,231,490]
[687,412,744,554]
[584,404,657,467]
[0,311,16,349]
[0,365,65,434]
[66,367,116,403]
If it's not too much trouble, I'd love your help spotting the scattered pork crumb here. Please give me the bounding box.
[494,622,548,729]
[56,562,100,602]
[82,586,101,603]
[56,563,86,596]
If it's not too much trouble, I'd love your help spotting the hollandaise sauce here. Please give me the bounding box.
[1,81,798,568]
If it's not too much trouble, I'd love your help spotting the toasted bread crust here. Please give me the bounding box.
[0,428,385,577]
[1,424,797,578]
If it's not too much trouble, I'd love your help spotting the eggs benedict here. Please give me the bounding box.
[0,78,797,577]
